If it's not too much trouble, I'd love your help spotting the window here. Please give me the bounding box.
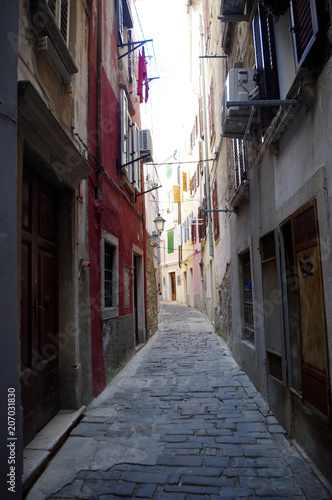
[167,191,174,213]
[198,198,207,241]
[290,0,318,70]
[131,122,141,191]
[167,230,174,254]
[252,3,280,133]
[191,216,197,243]
[101,231,119,320]
[117,0,134,46]
[121,89,130,170]
[241,249,254,344]
[212,180,219,240]
[233,139,247,191]
[47,0,69,42]
[121,90,141,190]
[208,82,215,145]
[104,242,115,307]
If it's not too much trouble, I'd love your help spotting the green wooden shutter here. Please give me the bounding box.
[167,230,174,254]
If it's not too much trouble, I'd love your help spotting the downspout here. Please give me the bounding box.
[200,17,213,257]
[96,0,103,200]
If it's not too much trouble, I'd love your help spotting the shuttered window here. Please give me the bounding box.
[167,230,174,254]
[208,82,215,145]
[192,216,197,242]
[117,0,124,45]
[290,0,318,70]
[47,0,69,42]
[121,89,129,170]
[212,180,219,240]
[132,123,141,191]
[198,198,208,241]
[252,3,279,133]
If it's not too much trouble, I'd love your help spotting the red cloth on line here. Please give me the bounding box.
[137,47,149,103]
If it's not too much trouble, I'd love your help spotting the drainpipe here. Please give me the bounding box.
[96,0,103,200]
[200,17,214,258]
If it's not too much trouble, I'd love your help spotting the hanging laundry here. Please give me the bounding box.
[137,47,149,104]
[143,47,149,103]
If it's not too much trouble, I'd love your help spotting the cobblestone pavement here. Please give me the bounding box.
[26,302,332,500]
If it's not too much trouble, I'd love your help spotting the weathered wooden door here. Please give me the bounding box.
[293,201,330,422]
[21,169,59,446]
[170,272,176,301]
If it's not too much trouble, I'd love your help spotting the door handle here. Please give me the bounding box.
[33,300,46,325]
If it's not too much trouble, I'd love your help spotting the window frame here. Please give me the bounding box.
[101,230,119,320]
[252,3,280,132]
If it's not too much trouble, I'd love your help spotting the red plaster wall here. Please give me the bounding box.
[88,0,146,397]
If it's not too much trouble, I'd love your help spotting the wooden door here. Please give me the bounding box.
[170,272,176,301]
[293,201,330,422]
[21,169,59,446]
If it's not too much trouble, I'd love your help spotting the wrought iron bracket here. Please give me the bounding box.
[135,184,162,203]
[117,39,153,60]
[117,154,150,175]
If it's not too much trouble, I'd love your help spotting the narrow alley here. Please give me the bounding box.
[26,303,331,500]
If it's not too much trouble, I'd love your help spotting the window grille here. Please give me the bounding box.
[242,250,255,344]
[233,139,247,191]
[104,242,115,307]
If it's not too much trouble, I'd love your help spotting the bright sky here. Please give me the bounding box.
[135,0,196,162]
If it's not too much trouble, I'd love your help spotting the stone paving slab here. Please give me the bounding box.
[26,302,332,500]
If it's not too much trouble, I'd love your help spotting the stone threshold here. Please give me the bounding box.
[22,407,85,495]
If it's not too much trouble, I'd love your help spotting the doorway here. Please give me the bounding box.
[170,272,176,301]
[21,168,59,446]
[281,201,330,422]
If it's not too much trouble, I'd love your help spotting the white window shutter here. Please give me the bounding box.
[133,123,141,191]
[117,0,124,45]
[121,89,128,170]
[128,118,133,182]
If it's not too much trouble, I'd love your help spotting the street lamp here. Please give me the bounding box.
[154,213,165,234]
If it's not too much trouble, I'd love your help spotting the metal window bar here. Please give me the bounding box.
[243,252,254,344]
[233,139,247,191]
[104,242,114,307]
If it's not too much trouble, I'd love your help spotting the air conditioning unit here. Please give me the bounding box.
[221,68,259,140]
[139,129,153,163]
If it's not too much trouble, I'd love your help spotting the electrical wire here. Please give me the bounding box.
[148,158,215,166]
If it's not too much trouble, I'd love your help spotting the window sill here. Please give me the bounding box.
[230,180,249,210]
[101,307,119,321]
